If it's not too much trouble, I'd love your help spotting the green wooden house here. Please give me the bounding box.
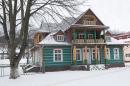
[31,9,126,71]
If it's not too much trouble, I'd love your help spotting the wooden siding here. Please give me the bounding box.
[107,46,123,64]
[33,32,49,45]
[34,32,43,44]
[66,30,72,43]
[75,9,104,25]
[43,46,71,67]
[42,45,124,68]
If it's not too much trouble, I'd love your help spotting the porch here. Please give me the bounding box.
[72,45,109,65]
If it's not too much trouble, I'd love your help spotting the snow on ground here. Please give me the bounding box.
[0,59,27,65]
[0,59,28,76]
[0,63,130,86]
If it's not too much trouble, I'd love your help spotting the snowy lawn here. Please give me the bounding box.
[0,63,130,86]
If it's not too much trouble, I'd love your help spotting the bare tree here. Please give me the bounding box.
[0,0,83,79]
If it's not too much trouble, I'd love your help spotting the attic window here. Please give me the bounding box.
[57,35,64,41]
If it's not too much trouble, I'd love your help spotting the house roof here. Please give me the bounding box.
[118,38,130,43]
[38,9,111,46]
[75,9,104,25]
[56,17,77,32]
[112,31,130,37]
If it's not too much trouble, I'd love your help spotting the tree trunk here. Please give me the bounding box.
[9,62,20,79]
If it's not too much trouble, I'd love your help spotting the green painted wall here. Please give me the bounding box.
[43,46,71,67]
[107,45,123,64]
[42,45,123,68]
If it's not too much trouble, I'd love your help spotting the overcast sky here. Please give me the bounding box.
[79,0,130,32]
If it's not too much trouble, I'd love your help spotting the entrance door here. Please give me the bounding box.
[87,48,100,64]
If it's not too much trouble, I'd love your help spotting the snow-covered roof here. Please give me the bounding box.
[118,38,130,43]
[39,22,59,32]
[39,31,71,46]
[106,37,127,45]
[56,17,77,31]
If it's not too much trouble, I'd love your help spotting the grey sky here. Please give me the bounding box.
[79,0,130,32]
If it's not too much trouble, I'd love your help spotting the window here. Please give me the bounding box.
[78,33,84,39]
[88,34,93,39]
[53,49,63,62]
[76,49,82,61]
[106,36,111,42]
[57,35,64,41]
[106,48,110,60]
[113,48,119,60]
[126,54,130,57]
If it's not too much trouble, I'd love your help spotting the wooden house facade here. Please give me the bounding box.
[31,9,125,71]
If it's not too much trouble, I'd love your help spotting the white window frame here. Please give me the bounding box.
[88,34,93,39]
[57,35,64,41]
[53,49,63,62]
[113,48,119,60]
[76,49,82,61]
[106,48,110,60]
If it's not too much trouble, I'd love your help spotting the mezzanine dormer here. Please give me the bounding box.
[53,30,65,42]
